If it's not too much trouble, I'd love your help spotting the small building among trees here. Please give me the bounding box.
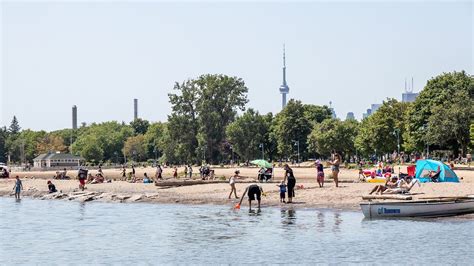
[33,152,83,169]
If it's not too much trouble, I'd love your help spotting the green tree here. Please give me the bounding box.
[122,135,147,162]
[168,74,248,164]
[5,116,22,162]
[226,109,268,162]
[424,90,473,156]
[8,116,21,135]
[130,118,150,135]
[303,104,333,124]
[79,136,104,163]
[167,79,200,163]
[71,121,133,162]
[0,127,8,163]
[308,119,359,158]
[144,122,167,160]
[470,123,474,152]
[272,99,312,160]
[355,98,409,157]
[405,71,473,155]
[196,74,248,163]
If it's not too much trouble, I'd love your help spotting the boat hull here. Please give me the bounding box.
[360,199,474,218]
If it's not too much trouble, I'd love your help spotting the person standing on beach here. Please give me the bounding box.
[228,170,240,199]
[121,166,126,180]
[173,167,178,178]
[316,160,324,188]
[184,165,188,178]
[155,165,163,180]
[131,165,136,178]
[277,181,287,203]
[283,164,296,203]
[237,183,264,210]
[329,152,341,187]
[13,176,23,199]
[188,165,193,178]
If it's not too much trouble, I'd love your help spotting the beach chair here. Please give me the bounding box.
[407,165,416,178]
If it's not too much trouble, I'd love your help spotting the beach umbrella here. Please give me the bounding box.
[250,159,272,168]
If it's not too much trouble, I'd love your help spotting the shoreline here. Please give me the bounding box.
[0,182,362,211]
[1,166,473,211]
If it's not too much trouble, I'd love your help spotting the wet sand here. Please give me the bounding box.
[1,166,473,210]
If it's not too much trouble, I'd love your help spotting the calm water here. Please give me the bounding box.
[1,198,473,265]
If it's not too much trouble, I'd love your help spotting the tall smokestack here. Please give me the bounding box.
[133,99,138,120]
[72,105,77,130]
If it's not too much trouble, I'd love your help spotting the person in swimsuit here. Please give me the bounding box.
[315,160,324,188]
[329,152,341,187]
[47,180,57,193]
[228,170,240,199]
[283,164,296,203]
[13,176,23,199]
[369,176,398,195]
[238,183,264,210]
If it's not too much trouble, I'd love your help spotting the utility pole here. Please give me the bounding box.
[292,140,300,166]
[259,143,264,160]
[393,128,400,161]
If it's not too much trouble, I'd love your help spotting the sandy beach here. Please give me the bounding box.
[1,165,473,210]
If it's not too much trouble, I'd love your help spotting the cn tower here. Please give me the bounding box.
[279,45,290,109]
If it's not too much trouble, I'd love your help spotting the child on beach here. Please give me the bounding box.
[173,167,178,178]
[316,160,324,188]
[228,170,240,199]
[47,180,57,193]
[13,176,23,199]
[277,181,287,203]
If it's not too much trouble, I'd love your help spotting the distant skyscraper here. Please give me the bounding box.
[133,99,138,120]
[72,105,77,130]
[402,77,419,103]
[346,112,355,120]
[370,104,382,113]
[329,101,336,119]
[279,45,290,109]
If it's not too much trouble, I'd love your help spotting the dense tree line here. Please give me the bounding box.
[0,71,472,166]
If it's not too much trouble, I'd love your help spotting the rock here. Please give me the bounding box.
[115,194,131,201]
[78,195,95,202]
[127,194,145,202]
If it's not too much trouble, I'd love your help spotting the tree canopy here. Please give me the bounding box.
[405,71,473,156]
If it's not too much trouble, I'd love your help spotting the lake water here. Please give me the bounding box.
[1,198,473,265]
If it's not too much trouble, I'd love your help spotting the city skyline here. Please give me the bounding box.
[1,1,472,131]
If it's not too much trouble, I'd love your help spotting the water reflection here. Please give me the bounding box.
[1,199,472,265]
[332,212,342,232]
[77,202,86,221]
[249,209,262,216]
[281,208,296,225]
[316,211,325,229]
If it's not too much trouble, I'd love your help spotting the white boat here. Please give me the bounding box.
[360,197,474,218]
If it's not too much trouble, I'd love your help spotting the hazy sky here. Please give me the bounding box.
[1,1,472,131]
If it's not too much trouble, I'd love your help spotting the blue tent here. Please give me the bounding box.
[415,159,459,183]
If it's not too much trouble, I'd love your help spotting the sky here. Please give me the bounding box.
[1,1,472,131]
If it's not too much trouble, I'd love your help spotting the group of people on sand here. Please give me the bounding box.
[369,175,420,195]
[229,152,343,210]
[229,164,297,210]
